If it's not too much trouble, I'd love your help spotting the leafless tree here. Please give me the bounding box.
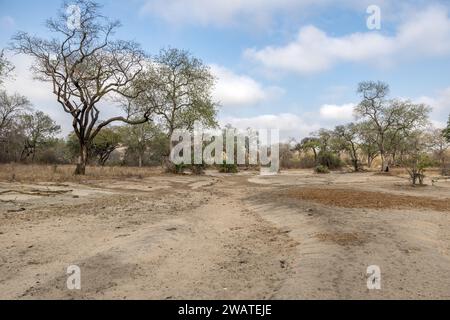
[0,91,30,139]
[12,0,151,174]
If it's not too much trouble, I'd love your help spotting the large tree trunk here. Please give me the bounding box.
[75,143,89,175]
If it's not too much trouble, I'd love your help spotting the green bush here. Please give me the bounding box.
[315,165,330,174]
[175,163,186,174]
[318,151,342,169]
[219,161,239,173]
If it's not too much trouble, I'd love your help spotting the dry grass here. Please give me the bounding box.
[286,187,450,212]
[0,164,163,183]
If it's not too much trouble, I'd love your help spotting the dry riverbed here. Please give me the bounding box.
[0,169,449,299]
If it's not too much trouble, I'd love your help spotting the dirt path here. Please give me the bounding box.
[0,177,295,300]
[1,172,449,299]
[248,173,450,300]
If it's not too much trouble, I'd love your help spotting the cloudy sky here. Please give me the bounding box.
[1,0,449,139]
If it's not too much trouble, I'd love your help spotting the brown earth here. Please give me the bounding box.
[0,168,449,300]
[284,188,450,211]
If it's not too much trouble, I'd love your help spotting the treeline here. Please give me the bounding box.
[1,1,449,183]
[281,81,450,184]
[5,1,217,175]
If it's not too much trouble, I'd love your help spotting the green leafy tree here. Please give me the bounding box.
[355,81,431,171]
[356,121,379,168]
[401,131,434,186]
[445,114,450,143]
[334,123,361,171]
[19,111,61,161]
[91,127,121,166]
[119,122,167,167]
[135,48,218,166]
[298,137,321,164]
[66,127,121,166]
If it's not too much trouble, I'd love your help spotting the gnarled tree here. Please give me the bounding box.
[12,0,151,174]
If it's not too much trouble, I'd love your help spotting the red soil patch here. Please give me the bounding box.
[286,188,450,212]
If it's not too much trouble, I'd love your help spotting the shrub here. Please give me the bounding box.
[219,161,239,173]
[318,151,342,169]
[191,164,205,175]
[315,165,330,174]
[175,163,186,174]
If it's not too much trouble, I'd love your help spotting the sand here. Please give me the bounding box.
[0,170,449,299]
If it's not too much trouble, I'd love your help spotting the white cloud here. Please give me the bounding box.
[415,87,450,128]
[3,55,126,136]
[245,6,450,74]
[140,0,388,28]
[319,103,355,121]
[211,64,283,108]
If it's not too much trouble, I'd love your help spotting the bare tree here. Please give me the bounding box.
[0,91,30,138]
[12,0,151,174]
[0,50,14,85]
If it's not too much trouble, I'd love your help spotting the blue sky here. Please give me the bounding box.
[1,0,449,139]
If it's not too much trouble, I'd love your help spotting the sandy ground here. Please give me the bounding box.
[0,170,449,300]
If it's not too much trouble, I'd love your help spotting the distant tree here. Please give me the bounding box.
[90,127,121,166]
[356,121,379,168]
[298,137,321,163]
[66,127,121,166]
[135,48,218,164]
[19,110,61,161]
[12,0,150,175]
[119,122,166,167]
[334,123,361,171]
[445,115,450,143]
[0,91,30,138]
[355,81,431,172]
[401,131,434,186]
[427,128,449,168]
[0,50,14,85]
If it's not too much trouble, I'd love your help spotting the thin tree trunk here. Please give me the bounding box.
[138,154,143,168]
